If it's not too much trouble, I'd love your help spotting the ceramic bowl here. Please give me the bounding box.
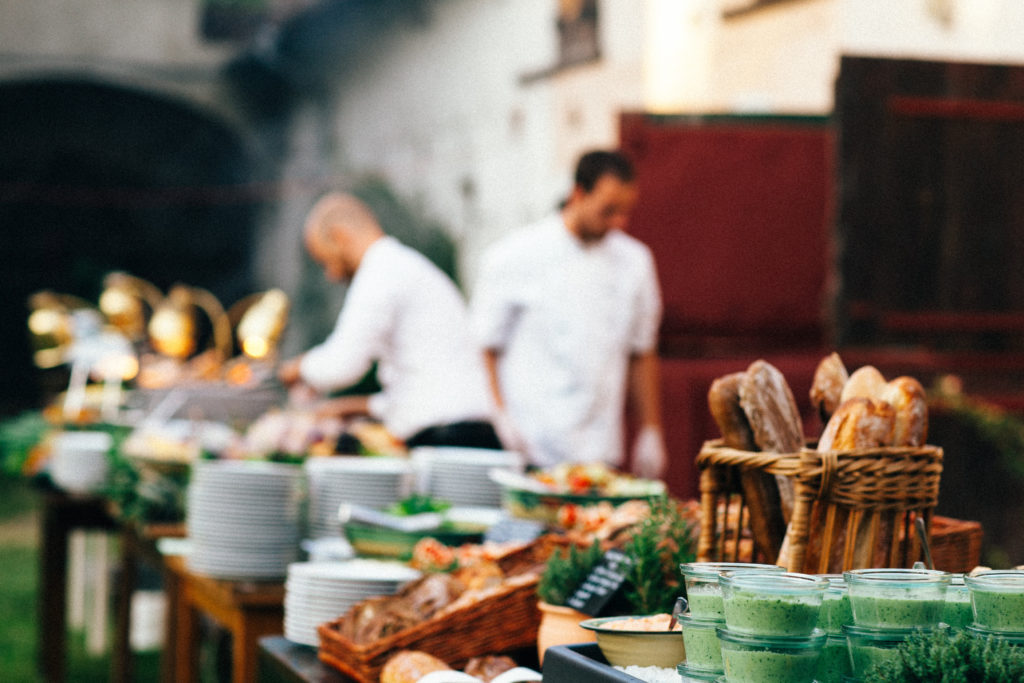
[579,615,686,669]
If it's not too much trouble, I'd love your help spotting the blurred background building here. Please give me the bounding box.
[4,0,1024,453]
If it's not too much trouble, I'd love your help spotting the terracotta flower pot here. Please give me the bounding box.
[536,601,596,663]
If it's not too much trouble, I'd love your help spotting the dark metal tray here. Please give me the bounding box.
[542,643,641,682]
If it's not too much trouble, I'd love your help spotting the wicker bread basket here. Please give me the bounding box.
[317,571,541,682]
[784,444,944,572]
[695,439,802,564]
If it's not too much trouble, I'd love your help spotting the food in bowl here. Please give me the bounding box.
[680,562,784,620]
[716,626,827,683]
[965,570,1024,631]
[844,568,950,628]
[599,613,680,631]
[843,623,948,679]
[677,662,724,682]
[719,571,828,637]
[579,615,687,669]
[678,612,725,672]
[816,576,853,633]
[815,632,854,683]
[942,575,972,630]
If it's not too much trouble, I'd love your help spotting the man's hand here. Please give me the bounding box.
[632,425,667,479]
[492,409,528,456]
[315,395,371,420]
[277,356,304,386]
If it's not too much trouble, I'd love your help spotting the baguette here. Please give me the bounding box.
[739,360,804,454]
[809,352,848,424]
[818,397,895,452]
[839,365,887,404]
[882,376,928,446]
[708,372,757,450]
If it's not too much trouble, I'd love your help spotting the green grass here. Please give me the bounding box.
[0,477,161,682]
[0,475,38,523]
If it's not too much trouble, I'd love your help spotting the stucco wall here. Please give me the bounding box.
[840,0,1024,65]
[0,0,230,65]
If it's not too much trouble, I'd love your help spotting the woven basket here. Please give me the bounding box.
[927,515,983,573]
[784,445,944,573]
[318,572,542,683]
[695,439,801,564]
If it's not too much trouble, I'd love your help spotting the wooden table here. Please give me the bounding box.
[111,517,185,683]
[37,489,118,683]
[164,554,286,683]
[36,486,186,683]
[257,636,352,683]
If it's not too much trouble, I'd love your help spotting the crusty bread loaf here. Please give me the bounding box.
[882,376,928,446]
[810,352,848,424]
[708,372,757,450]
[839,365,887,404]
[464,655,518,682]
[739,360,804,454]
[380,651,452,683]
[709,370,787,547]
[739,360,803,523]
[818,397,895,452]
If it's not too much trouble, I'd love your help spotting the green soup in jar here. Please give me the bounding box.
[679,613,723,671]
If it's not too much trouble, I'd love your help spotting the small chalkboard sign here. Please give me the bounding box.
[565,548,633,616]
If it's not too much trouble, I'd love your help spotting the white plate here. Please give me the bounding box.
[286,560,420,583]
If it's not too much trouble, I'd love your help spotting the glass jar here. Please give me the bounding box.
[679,562,784,620]
[965,570,1024,632]
[679,612,725,672]
[719,571,828,637]
[843,623,948,679]
[716,626,827,683]
[843,568,950,628]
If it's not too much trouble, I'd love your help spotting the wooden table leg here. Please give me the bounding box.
[37,492,116,683]
[38,493,69,683]
[233,610,284,683]
[160,560,181,683]
[111,525,137,683]
[175,583,201,683]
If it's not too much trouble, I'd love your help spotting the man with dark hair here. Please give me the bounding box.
[278,192,502,450]
[471,150,666,477]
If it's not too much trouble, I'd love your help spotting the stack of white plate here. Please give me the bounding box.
[283,559,421,647]
[411,447,523,507]
[304,456,414,538]
[186,460,302,579]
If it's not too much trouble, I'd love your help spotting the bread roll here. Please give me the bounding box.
[882,376,928,446]
[818,398,895,452]
[464,655,517,681]
[839,365,887,404]
[381,651,452,683]
[809,352,848,423]
[739,360,804,454]
[708,372,757,450]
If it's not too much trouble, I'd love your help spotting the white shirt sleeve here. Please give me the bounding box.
[470,246,519,352]
[298,265,393,395]
[629,247,663,354]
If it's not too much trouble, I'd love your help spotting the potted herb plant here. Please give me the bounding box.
[535,497,697,662]
[536,540,603,661]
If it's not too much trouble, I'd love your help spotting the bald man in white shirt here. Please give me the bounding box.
[278,192,502,450]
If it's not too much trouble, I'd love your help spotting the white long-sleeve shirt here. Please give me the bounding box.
[300,236,494,439]
[471,215,662,467]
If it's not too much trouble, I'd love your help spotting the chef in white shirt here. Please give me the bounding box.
[470,150,666,477]
[278,192,502,449]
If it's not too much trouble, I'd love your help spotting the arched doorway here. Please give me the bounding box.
[0,77,262,413]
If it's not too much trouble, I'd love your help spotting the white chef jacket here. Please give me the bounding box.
[471,214,662,467]
[300,236,494,440]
